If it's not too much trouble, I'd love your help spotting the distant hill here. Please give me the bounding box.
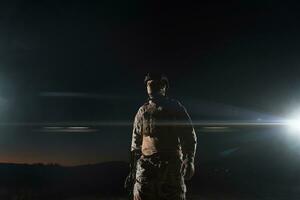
[1,140,300,200]
[0,161,129,200]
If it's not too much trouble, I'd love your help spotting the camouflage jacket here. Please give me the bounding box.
[131,96,197,161]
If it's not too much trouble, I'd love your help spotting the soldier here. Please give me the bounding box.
[125,73,197,200]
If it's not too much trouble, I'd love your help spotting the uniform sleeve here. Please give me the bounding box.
[130,107,143,152]
[176,101,197,162]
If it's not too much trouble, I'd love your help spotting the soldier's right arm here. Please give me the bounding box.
[131,107,143,154]
[124,107,143,192]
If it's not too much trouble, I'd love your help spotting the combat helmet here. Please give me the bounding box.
[144,73,169,89]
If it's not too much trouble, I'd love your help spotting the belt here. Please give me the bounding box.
[142,150,182,161]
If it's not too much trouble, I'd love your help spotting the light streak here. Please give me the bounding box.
[0,120,291,128]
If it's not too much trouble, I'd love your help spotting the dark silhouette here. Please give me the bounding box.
[125,73,197,200]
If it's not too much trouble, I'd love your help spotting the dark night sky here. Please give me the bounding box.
[1,1,300,165]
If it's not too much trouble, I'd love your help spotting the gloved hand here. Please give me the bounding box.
[124,150,141,191]
[181,157,195,180]
[124,172,133,191]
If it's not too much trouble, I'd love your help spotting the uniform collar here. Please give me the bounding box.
[148,94,168,104]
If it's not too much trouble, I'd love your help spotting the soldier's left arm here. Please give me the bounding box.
[176,101,197,163]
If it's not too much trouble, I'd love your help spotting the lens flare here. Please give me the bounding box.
[286,118,300,132]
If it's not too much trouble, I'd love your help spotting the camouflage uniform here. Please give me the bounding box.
[131,96,197,200]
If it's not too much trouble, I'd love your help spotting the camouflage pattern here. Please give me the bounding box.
[133,154,186,200]
[130,96,197,200]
